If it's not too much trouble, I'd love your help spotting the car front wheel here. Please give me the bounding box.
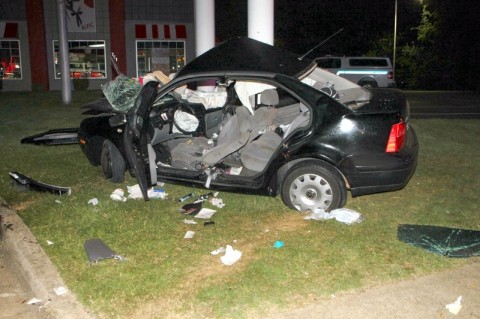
[101,140,126,183]
[281,163,346,212]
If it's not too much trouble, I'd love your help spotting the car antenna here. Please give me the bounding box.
[298,28,344,61]
[110,52,122,76]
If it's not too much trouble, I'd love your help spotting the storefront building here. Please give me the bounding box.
[0,0,195,91]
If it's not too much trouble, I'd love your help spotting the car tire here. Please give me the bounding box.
[358,78,378,88]
[101,140,125,183]
[281,162,346,212]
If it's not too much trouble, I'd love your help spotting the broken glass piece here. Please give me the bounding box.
[397,224,480,258]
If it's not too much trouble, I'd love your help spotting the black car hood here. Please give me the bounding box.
[175,37,316,79]
[81,97,115,115]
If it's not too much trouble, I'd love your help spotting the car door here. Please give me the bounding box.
[123,80,159,200]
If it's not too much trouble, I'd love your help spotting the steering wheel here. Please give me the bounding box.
[172,103,198,135]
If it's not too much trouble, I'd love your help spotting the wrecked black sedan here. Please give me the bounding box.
[79,37,418,212]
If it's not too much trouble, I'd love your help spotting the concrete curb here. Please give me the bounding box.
[0,197,95,319]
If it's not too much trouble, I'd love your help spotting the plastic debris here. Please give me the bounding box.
[273,240,285,248]
[304,208,363,225]
[27,297,42,305]
[127,184,143,199]
[110,188,127,202]
[195,208,216,219]
[183,219,197,225]
[211,247,226,255]
[196,192,218,202]
[9,171,71,195]
[46,240,54,245]
[210,197,225,208]
[179,202,202,215]
[178,192,195,202]
[127,184,167,199]
[220,245,242,266]
[446,296,462,315]
[184,231,195,239]
[204,221,215,226]
[88,198,99,206]
[84,238,125,264]
[148,188,167,199]
[54,287,68,296]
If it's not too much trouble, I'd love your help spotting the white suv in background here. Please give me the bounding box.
[316,56,395,88]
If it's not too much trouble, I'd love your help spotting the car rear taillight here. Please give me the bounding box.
[386,121,406,153]
[388,71,394,80]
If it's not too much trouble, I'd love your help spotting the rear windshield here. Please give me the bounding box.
[349,58,389,67]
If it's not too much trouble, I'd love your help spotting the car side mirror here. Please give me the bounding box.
[109,114,127,127]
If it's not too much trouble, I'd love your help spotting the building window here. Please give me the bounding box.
[53,40,106,79]
[136,40,185,78]
[0,40,22,79]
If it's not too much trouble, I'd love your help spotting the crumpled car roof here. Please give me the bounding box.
[175,37,316,79]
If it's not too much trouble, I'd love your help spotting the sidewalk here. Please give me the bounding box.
[0,197,94,319]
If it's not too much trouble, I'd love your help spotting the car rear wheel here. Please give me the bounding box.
[358,78,378,88]
[101,140,125,183]
[281,163,346,212]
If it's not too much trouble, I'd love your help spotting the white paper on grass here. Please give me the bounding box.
[194,208,216,219]
[220,245,242,266]
[184,231,195,239]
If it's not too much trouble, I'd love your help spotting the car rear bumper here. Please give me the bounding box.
[346,127,419,197]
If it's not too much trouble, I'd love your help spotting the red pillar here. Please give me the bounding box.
[109,0,126,77]
[25,0,49,90]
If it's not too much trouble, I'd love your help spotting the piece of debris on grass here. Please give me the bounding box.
[210,197,225,208]
[9,171,71,195]
[194,208,216,219]
[304,208,364,225]
[178,192,195,202]
[184,231,195,239]
[179,202,202,215]
[88,198,99,206]
[84,238,125,264]
[110,188,127,202]
[211,247,226,255]
[127,184,167,199]
[398,225,480,258]
[273,240,285,248]
[220,245,242,266]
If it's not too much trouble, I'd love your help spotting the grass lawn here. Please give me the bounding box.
[1,91,479,318]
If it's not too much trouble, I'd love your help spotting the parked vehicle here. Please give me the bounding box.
[79,37,418,212]
[316,56,395,88]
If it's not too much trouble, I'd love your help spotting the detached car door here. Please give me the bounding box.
[123,80,159,200]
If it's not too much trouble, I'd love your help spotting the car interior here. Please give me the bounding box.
[146,78,311,178]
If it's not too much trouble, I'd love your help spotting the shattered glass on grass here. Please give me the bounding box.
[101,75,142,112]
[397,224,480,258]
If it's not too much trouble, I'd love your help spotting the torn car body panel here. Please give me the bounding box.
[9,171,71,195]
[21,128,79,145]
